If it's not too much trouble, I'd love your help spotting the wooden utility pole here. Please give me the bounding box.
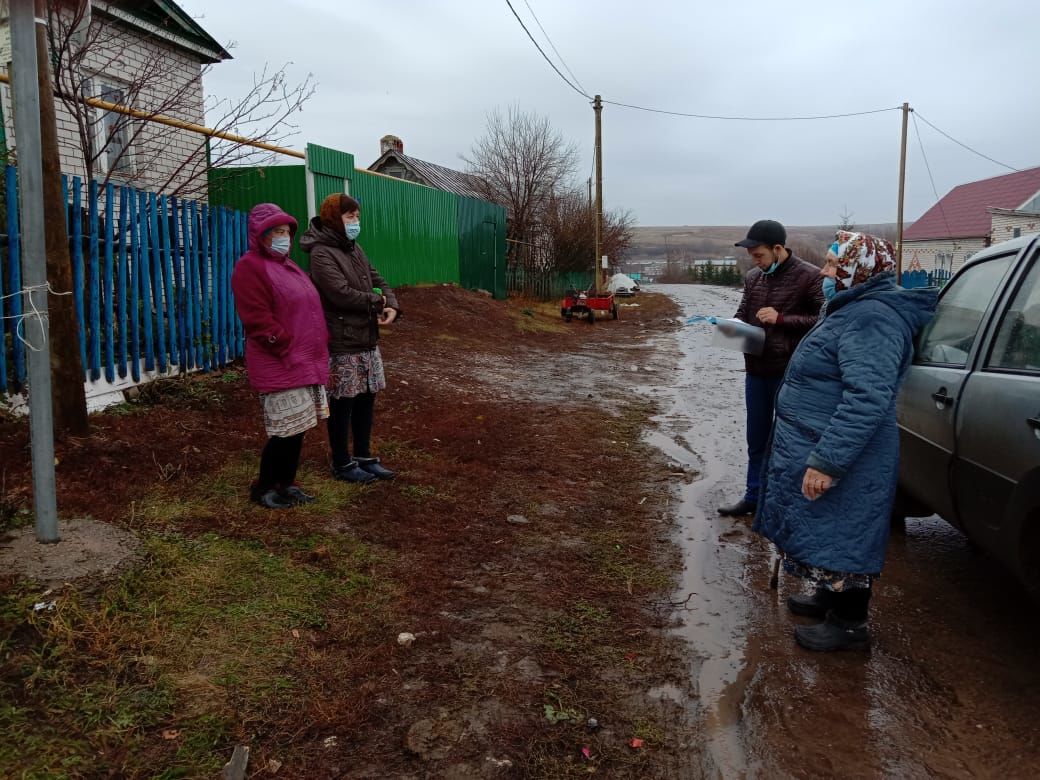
[896,101,910,277]
[593,94,603,293]
[33,0,88,435]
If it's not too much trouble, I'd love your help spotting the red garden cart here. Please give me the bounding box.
[560,288,618,323]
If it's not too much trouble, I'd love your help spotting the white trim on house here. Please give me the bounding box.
[93,1,226,63]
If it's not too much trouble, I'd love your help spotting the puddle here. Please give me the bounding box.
[639,284,757,778]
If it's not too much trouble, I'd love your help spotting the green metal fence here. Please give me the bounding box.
[458,196,506,299]
[350,168,461,288]
[208,164,308,267]
[207,143,507,297]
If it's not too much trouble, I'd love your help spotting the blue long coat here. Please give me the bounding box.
[752,273,937,575]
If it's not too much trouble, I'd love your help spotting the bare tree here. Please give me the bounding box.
[46,1,315,198]
[838,205,855,232]
[462,106,579,246]
[542,190,634,274]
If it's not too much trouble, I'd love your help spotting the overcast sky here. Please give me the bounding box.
[179,0,1039,227]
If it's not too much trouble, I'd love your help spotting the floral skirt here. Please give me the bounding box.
[782,557,875,592]
[328,348,386,399]
[259,385,329,438]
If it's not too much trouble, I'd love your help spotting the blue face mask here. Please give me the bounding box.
[822,276,838,300]
[345,222,361,241]
[269,235,291,255]
[762,249,781,275]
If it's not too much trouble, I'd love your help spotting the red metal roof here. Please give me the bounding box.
[904,166,1040,241]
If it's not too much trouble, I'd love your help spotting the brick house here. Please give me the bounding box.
[0,0,229,195]
[904,166,1040,277]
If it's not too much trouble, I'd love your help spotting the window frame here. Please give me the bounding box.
[83,75,137,180]
[982,248,1040,377]
[914,252,1017,370]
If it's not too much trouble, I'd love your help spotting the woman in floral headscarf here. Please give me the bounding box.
[753,231,937,652]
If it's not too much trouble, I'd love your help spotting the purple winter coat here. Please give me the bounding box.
[231,203,329,394]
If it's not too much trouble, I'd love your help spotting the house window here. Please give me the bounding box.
[85,78,135,178]
[1013,227,1022,238]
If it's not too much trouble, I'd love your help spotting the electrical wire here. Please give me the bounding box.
[504,0,591,99]
[520,0,589,97]
[913,111,1021,173]
[599,100,903,121]
[911,112,955,241]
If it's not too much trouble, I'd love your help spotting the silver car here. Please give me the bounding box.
[896,233,1040,596]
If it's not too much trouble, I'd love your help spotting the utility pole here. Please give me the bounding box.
[10,0,59,542]
[34,0,88,436]
[593,94,603,293]
[896,102,910,277]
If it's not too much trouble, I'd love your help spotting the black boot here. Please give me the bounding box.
[355,456,395,481]
[331,460,378,484]
[787,588,834,619]
[282,485,316,505]
[250,482,294,510]
[718,498,757,517]
[794,611,871,652]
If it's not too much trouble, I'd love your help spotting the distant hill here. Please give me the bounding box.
[628,224,901,270]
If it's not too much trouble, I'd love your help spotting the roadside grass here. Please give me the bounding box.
[510,299,568,334]
[137,456,362,527]
[0,530,396,777]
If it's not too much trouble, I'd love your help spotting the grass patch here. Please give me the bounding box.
[542,600,612,657]
[376,438,433,464]
[510,300,568,334]
[583,529,673,594]
[137,456,361,526]
[0,531,395,777]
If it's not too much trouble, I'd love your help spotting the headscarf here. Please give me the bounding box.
[825,230,896,291]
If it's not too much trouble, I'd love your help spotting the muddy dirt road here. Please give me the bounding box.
[651,284,1040,779]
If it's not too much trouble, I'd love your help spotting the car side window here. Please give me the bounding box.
[987,253,1040,373]
[915,254,1014,367]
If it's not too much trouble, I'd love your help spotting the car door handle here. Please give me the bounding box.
[932,388,955,408]
[1028,417,1040,431]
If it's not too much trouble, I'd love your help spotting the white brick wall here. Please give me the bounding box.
[903,238,989,276]
[0,4,210,197]
[990,212,1040,246]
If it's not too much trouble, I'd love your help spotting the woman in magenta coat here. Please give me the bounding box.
[231,203,330,509]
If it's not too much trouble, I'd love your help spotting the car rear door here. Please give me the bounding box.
[953,241,1040,558]
[897,252,1017,525]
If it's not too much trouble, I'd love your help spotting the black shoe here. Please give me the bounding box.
[282,485,315,504]
[331,461,378,484]
[787,590,832,619]
[718,499,757,517]
[355,456,395,481]
[794,611,871,652]
[250,486,295,510]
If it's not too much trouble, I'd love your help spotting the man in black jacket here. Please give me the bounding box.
[719,220,825,516]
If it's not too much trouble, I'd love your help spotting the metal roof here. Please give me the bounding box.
[368,150,487,200]
[904,166,1040,241]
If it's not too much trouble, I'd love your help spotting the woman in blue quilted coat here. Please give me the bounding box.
[753,231,937,652]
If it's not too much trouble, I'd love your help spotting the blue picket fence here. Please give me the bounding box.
[1,165,248,394]
[901,267,952,290]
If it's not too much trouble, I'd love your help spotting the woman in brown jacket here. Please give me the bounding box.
[301,194,401,483]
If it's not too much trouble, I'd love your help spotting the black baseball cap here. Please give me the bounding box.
[735,219,787,248]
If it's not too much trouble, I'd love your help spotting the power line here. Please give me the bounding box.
[911,111,955,241]
[503,0,590,99]
[600,100,903,122]
[913,111,1021,173]
[520,0,589,97]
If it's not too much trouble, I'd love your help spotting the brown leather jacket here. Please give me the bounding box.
[734,253,824,376]
[300,218,400,355]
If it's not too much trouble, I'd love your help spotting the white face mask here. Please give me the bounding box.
[345,222,361,241]
[270,235,291,255]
